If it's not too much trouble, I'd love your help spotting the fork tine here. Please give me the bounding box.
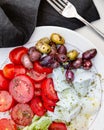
[53,0,64,9]
[57,0,67,7]
[46,0,62,13]
[61,0,69,5]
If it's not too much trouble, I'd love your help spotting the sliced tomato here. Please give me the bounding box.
[34,88,42,97]
[34,83,42,89]
[34,83,42,97]
[34,61,53,74]
[42,94,56,112]
[9,46,28,65]
[3,63,15,79]
[30,97,46,116]
[11,103,33,126]
[42,93,56,107]
[0,91,13,112]
[48,122,67,130]
[0,118,17,130]
[27,69,46,82]
[41,78,59,102]
[43,103,54,112]
[9,74,34,103]
[14,65,26,76]
[0,70,10,90]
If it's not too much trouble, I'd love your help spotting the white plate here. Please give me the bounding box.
[0,26,104,130]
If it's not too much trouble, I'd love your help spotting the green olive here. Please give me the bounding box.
[67,50,79,60]
[35,42,51,54]
[39,37,50,44]
[50,33,65,45]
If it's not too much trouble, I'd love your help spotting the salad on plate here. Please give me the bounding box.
[0,33,102,130]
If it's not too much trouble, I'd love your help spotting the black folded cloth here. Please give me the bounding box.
[0,0,100,47]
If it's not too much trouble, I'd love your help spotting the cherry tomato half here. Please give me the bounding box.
[34,83,42,89]
[34,61,53,74]
[14,65,26,76]
[30,97,46,116]
[48,122,67,130]
[42,93,56,112]
[11,103,33,126]
[41,78,59,102]
[0,91,14,112]
[43,103,54,112]
[9,74,34,103]
[9,46,28,65]
[42,93,56,107]
[0,70,9,90]
[27,69,46,82]
[3,63,15,79]
[34,88,42,97]
[0,118,17,130]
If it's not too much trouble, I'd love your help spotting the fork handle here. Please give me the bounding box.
[76,14,104,38]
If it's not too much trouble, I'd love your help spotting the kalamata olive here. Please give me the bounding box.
[67,50,79,60]
[72,58,82,69]
[56,54,68,63]
[82,49,97,60]
[65,69,74,82]
[61,61,72,69]
[21,54,33,69]
[29,51,41,62]
[50,33,65,45]
[28,47,36,55]
[28,47,41,62]
[82,60,92,70]
[35,42,51,54]
[40,54,55,66]
[50,61,60,68]
[49,44,57,55]
[57,45,67,54]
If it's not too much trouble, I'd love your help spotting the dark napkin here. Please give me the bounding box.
[37,0,100,29]
[0,0,41,47]
[0,0,100,48]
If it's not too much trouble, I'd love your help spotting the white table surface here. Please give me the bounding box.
[0,0,104,67]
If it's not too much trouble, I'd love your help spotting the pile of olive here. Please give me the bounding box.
[21,33,97,83]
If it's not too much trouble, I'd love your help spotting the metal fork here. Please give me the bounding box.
[46,0,104,38]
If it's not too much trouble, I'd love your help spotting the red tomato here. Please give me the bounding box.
[9,74,34,103]
[11,103,33,126]
[0,91,13,112]
[30,97,46,116]
[43,103,54,112]
[34,83,42,89]
[34,88,42,97]
[34,83,42,96]
[0,118,17,130]
[9,46,28,65]
[0,70,9,90]
[42,93,56,107]
[27,69,46,82]
[3,63,15,79]
[48,122,67,130]
[14,65,26,76]
[34,61,53,74]
[42,78,59,102]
